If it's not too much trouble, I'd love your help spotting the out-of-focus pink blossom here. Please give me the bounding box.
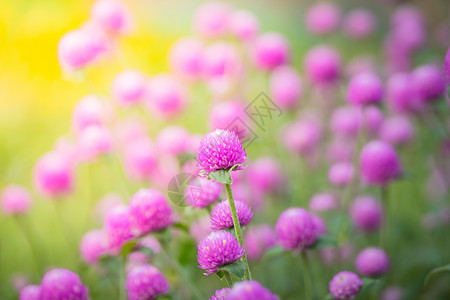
[305,2,341,35]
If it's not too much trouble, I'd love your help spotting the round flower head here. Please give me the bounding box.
[247,157,283,193]
[90,0,132,34]
[327,137,355,163]
[210,200,253,231]
[329,271,363,300]
[156,126,191,156]
[304,45,341,85]
[190,215,212,243]
[185,176,222,209]
[305,2,341,35]
[244,224,276,261]
[360,140,402,186]
[226,280,279,300]
[343,9,377,39]
[381,286,404,300]
[19,285,40,300]
[411,65,446,103]
[229,10,259,41]
[123,137,157,181]
[201,42,242,81]
[39,269,89,300]
[169,37,203,80]
[210,287,230,300]
[386,73,418,113]
[78,125,112,162]
[276,207,318,251]
[252,32,290,71]
[193,2,231,38]
[380,115,415,146]
[330,106,361,138]
[34,152,73,197]
[79,229,107,265]
[104,205,134,254]
[270,65,303,110]
[145,74,188,118]
[209,100,249,139]
[329,162,354,187]
[126,265,169,300]
[363,106,384,136]
[350,195,384,232]
[71,95,111,135]
[347,72,384,106]
[129,189,173,235]
[112,70,147,105]
[355,247,390,277]
[309,193,339,212]
[311,214,327,236]
[282,119,322,156]
[93,193,124,223]
[57,29,99,72]
[197,129,247,176]
[197,230,244,275]
[1,185,31,215]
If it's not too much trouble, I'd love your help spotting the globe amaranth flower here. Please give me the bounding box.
[229,10,259,41]
[244,224,277,261]
[355,247,390,277]
[329,271,363,300]
[79,230,107,265]
[309,193,339,212]
[19,285,40,300]
[275,207,318,251]
[198,129,247,176]
[209,287,230,300]
[104,205,134,254]
[328,162,354,187]
[379,115,415,146]
[129,189,173,235]
[185,176,222,208]
[126,264,169,300]
[226,280,279,300]
[360,140,402,186]
[1,185,31,215]
[347,72,384,106]
[350,196,384,232]
[411,64,446,103]
[210,200,253,231]
[252,32,290,71]
[39,269,89,300]
[247,157,283,193]
[197,230,244,275]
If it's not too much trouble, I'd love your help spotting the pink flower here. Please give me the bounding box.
[304,45,341,86]
[305,2,341,35]
[252,32,290,70]
[111,70,147,105]
[169,37,204,80]
[228,10,259,41]
[1,185,31,215]
[193,2,231,38]
[90,0,132,35]
[270,65,303,110]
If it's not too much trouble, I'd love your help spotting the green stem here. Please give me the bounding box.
[380,186,390,249]
[300,252,312,300]
[224,271,233,288]
[119,255,125,300]
[224,183,252,280]
[14,216,41,277]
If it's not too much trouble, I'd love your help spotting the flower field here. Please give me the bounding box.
[0,0,449,299]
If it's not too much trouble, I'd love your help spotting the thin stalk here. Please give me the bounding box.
[14,216,41,277]
[380,186,390,248]
[224,271,233,288]
[119,255,125,300]
[224,183,252,281]
[300,252,312,300]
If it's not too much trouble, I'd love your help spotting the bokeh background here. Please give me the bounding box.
[0,0,449,299]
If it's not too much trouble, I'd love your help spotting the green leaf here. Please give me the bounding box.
[121,239,137,258]
[424,264,450,285]
[262,246,286,260]
[219,260,246,279]
[310,235,338,249]
[208,169,232,184]
[136,245,155,258]
[215,270,225,279]
[172,222,189,233]
[361,277,377,291]
[324,293,334,299]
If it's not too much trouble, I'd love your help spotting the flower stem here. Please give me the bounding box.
[224,183,252,281]
[119,255,126,300]
[14,215,41,278]
[380,186,390,249]
[300,252,312,300]
[224,271,233,288]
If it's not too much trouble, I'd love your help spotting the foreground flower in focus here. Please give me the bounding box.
[197,230,244,275]
[198,129,247,176]
[126,265,169,300]
[39,269,89,300]
[210,200,253,230]
[329,271,363,300]
[225,280,279,300]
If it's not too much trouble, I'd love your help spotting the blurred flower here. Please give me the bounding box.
[276,207,318,251]
[93,193,124,224]
[202,42,242,82]
[193,2,231,38]
[252,32,290,70]
[57,29,100,72]
[347,72,384,106]
[123,137,157,181]
[229,10,259,41]
[129,189,173,235]
[350,195,384,232]
[169,37,203,80]
[282,119,322,156]
[209,100,249,140]
[330,106,361,138]
[1,185,31,215]
[345,56,377,78]
[231,182,264,211]
[305,2,341,36]
[329,271,363,300]
[386,73,419,113]
[381,286,404,300]
[226,280,279,300]
[309,193,339,212]
[363,106,384,136]
[209,287,230,300]
[19,285,40,300]
[190,215,212,243]
[197,129,247,176]
[90,0,132,35]
[126,265,169,300]
[355,247,390,277]
[185,177,222,209]
[311,213,327,236]
[326,137,355,163]
[360,140,402,186]
[115,117,148,146]
[411,65,446,103]
[247,157,283,193]
[210,200,253,230]
[78,125,113,162]
[156,126,191,156]
[34,152,73,198]
[304,45,341,86]
[79,229,107,265]
[244,224,277,261]
[71,95,113,135]
[104,205,134,254]
[39,269,89,300]
[343,9,377,39]
[197,230,244,275]
[328,162,354,187]
[270,65,303,110]
[111,70,147,106]
[379,115,415,146]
